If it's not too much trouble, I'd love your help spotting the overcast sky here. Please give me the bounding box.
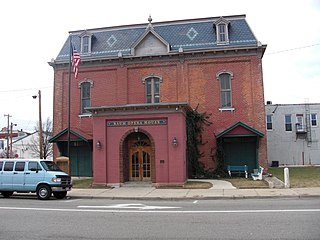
[0,0,319,131]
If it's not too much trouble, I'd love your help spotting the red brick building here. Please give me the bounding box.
[49,15,267,187]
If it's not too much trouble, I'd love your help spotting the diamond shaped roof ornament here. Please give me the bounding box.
[107,35,117,47]
[186,27,198,41]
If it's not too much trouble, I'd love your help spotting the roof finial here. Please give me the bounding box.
[147,14,153,30]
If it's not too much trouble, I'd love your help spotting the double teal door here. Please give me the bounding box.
[223,137,257,172]
[69,143,92,177]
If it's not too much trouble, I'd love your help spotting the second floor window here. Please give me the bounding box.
[218,73,232,108]
[80,82,91,114]
[144,76,161,103]
[311,113,317,126]
[285,114,292,131]
[266,115,273,130]
[296,114,304,131]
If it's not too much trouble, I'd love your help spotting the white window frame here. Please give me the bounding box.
[311,113,317,127]
[78,79,93,116]
[216,70,234,111]
[79,31,93,55]
[285,114,292,132]
[296,114,304,132]
[266,114,273,130]
[214,17,230,45]
[142,75,162,104]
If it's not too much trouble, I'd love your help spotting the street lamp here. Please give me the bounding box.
[32,90,43,159]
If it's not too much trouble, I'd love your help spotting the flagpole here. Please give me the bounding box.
[67,34,72,175]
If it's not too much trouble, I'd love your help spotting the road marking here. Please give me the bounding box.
[78,203,181,210]
[1,206,320,214]
[62,199,82,203]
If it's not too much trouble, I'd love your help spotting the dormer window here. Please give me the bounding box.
[79,31,93,55]
[218,24,227,42]
[214,17,230,44]
[82,36,90,53]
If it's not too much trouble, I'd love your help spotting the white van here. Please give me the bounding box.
[0,159,72,200]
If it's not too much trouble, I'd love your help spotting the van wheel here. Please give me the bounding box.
[36,185,52,200]
[1,191,13,198]
[53,192,67,199]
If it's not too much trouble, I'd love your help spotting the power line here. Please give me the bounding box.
[266,43,320,55]
[0,86,52,93]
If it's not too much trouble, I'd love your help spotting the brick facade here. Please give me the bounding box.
[50,15,268,184]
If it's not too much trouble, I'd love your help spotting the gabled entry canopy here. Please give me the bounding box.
[216,121,264,172]
[49,128,92,143]
[216,121,264,139]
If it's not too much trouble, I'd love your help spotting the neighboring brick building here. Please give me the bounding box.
[49,15,267,186]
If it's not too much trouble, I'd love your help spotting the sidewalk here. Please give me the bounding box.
[68,179,320,200]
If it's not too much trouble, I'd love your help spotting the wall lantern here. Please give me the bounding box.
[96,140,102,149]
[172,137,178,147]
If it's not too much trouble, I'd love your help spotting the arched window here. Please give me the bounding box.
[80,30,93,55]
[82,36,90,53]
[216,71,233,109]
[218,24,227,42]
[79,80,93,114]
[142,75,162,103]
[214,17,230,44]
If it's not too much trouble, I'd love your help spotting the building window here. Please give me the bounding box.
[311,113,317,126]
[82,36,90,53]
[80,82,91,114]
[218,24,227,42]
[217,71,233,109]
[266,115,273,130]
[285,114,292,131]
[80,31,93,55]
[296,114,304,131]
[143,76,162,103]
[214,17,230,44]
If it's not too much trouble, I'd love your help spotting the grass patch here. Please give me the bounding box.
[72,178,93,188]
[183,181,212,189]
[268,166,320,188]
[225,178,269,189]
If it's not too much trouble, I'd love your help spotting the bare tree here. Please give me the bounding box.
[28,117,53,159]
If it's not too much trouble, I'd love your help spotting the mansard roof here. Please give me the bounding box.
[54,14,261,62]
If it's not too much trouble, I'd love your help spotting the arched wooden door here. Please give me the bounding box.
[129,140,152,181]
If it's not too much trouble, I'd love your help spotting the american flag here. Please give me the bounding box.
[71,44,81,79]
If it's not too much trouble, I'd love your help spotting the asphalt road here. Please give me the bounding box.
[0,195,319,239]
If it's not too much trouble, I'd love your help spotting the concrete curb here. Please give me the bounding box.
[67,187,320,201]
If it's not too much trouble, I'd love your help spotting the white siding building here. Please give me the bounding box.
[265,102,320,166]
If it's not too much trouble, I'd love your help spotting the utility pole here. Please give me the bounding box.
[4,114,12,158]
[10,122,17,158]
[33,90,43,159]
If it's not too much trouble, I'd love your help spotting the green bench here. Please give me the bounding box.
[227,165,248,178]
